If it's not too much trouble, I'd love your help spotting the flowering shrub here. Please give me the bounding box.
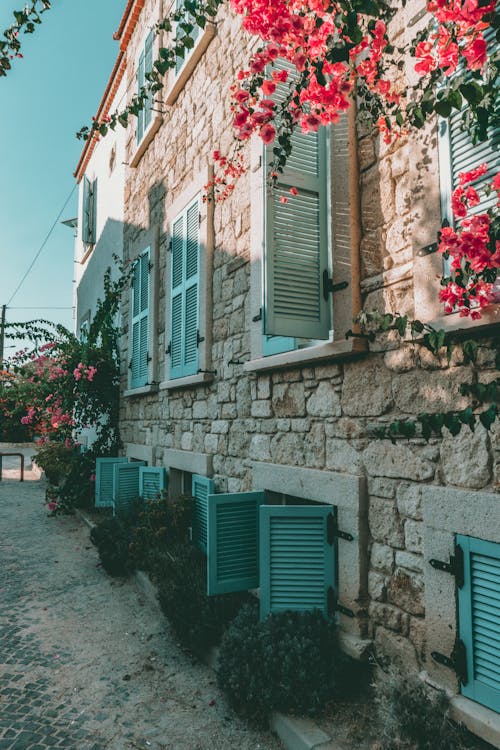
[438,166,500,318]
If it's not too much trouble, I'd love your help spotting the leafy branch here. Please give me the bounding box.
[0,1,51,77]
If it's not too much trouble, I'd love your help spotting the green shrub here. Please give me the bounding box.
[373,665,472,750]
[90,517,135,577]
[157,542,250,655]
[217,604,347,725]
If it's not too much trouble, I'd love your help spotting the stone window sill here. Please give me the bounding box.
[426,303,499,335]
[450,695,500,748]
[129,115,163,168]
[165,24,216,106]
[159,372,213,390]
[123,383,159,398]
[243,337,367,374]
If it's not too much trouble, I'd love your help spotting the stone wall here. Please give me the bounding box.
[116,0,500,689]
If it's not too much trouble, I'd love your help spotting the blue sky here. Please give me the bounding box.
[0,1,124,356]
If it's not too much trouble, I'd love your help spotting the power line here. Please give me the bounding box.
[9,306,74,310]
[6,183,77,306]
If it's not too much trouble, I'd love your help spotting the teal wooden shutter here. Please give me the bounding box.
[207,491,264,595]
[457,534,500,713]
[175,0,200,75]
[259,505,335,621]
[139,466,167,499]
[82,176,92,244]
[130,249,150,389]
[95,457,128,508]
[137,47,145,143]
[262,334,296,356]
[89,178,97,244]
[169,199,200,379]
[264,59,329,341]
[144,30,153,132]
[113,461,146,515]
[191,474,215,552]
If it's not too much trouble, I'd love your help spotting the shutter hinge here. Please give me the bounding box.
[429,543,464,588]
[147,352,152,363]
[128,360,132,370]
[148,261,153,272]
[166,342,171,355]
[327,513,354,545]
[417,218,449,257]
[167,238,172,252]
[337,604,356,618]
[322,270,349,301]
[197,330,205,346]
[252,308,262,322]
[431,639,468,685]
[197,369,217,375]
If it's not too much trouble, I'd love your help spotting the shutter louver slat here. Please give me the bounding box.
[113,461,145,515]
[207,491,264,595]
[458,535,500,712]
[192,474,215,553]
[139,467,167,499]
[130,249,150,389]
[259,505,335,621]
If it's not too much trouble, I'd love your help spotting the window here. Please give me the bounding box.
[204,488,337,621]
[174,0,200,76]
[457,534,500,713]
[137,30,154,145]
[168,196,200,379]
[262,59,330,356]
[79,312,90,342]
[130,248,151,389]
[139,466,167,499]
[82,176,97,245]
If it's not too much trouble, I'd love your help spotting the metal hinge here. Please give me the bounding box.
[417,218,450,257]
[327,513,354,545]
[198,369,217,375]
[128,360,132,370]
[166,342,171,355]
[431,639,468,685]
[322,270,349,301]
[197,330,205,346]
[337,604,355,618]
[429,543,464,588]
[147,352,152,363]
[167,238,172,252]
[252,308,262,322]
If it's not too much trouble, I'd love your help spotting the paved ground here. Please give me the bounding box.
[0,478,282,750]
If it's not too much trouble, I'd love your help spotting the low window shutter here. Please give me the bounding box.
[113,461,146,515]
[169,200,200,379]
[207,491,264,595]
[130,249,150,389]
[264,59,329,341]
[95,457,128,508]
[139,466,167,499]
[259,505,335,621]
[457,534,500,712]
[191,474,215,553]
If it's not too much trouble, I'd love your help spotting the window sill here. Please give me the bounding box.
[425,303,500,336]
[165,23,216,106]
[159,372,213,390]
[450,695,500,748]
[129,115,163,168]
[243,337,367,373]
[123,384,159,398]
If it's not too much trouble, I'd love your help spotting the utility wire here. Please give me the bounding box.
[6,183,77,306]
[9,306,74,310]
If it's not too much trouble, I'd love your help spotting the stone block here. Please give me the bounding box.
[404,519,423,553]
[204,433,219,454]
[257,375,271,400]
[371,542,394,573]
[387,570,424,616]
[395,550,423,573]
[396,483,423,520]
[272,382,306,417]
[369,497,404,548]
[211,420,229,434]
[249,434,271,461]
[375,627,419,671]
[369,603,403,633]
[192,400,208,419]
[270,433,305,466]
[181,432,193,451]
[440,424,491,489]
[384,346,417,373]
[326,418,366,440]
[393,368,471,414]
[342,359,393,416]
[368,477,397,499]
[363,442,434,481]
[306,381,341,417]
[369,571,387,602]
[251,400,272,418]
[325,439,363,474]
[304,423,325,468]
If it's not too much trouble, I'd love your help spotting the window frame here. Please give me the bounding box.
[129,247,151,391]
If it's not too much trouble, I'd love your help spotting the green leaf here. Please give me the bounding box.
[479,404,498,431]
[462,340,478,364]
[434,99,452,118]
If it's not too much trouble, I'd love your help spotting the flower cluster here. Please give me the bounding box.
[438,166,500,318]
[203,150,247,203]
[73,362,97,382]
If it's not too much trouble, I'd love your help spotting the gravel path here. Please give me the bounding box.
[0,478,282,750]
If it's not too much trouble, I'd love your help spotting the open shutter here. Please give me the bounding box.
[95,457,128,508]
[130,250,150,389]
[88,178,97,245]
[144,30,153,132]
[113,461,146,515]
[262,334,297,356]
[264,59,329,341]
[457,534,500,713]
[191,474,215,552]
[259,505,335,621]
[169,199,200,379]
[207,491,264,595]
[139,466,167,499]
[82,176,91,244]
[175,0,200,75]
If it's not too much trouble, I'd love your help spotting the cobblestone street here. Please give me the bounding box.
[0,478,281,750]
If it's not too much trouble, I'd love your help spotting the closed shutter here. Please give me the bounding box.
[130,249,150,389]
[137,48,145,143]
[264,59,329,341]
[95,457,128,508]
[113,461,146,515]
[82,176,92,244]
[457,534,500,713]
[191,474,215,553]
[89,178,97,244]
[169,198,200,379]
[144,30,153,132]
[207,491,264,595]
[259,505,335,620]
[139,466,167,499]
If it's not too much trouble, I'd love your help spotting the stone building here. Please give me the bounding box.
[75,0,500,744]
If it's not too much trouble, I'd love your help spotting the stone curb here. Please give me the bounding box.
[77,510,345,750]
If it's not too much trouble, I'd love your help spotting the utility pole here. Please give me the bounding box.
[0,305,6,368]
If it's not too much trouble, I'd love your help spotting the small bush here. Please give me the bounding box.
[373,665,471,750]
[157,543,250,655]
[217,604,346,725]
[90,517,134,577]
